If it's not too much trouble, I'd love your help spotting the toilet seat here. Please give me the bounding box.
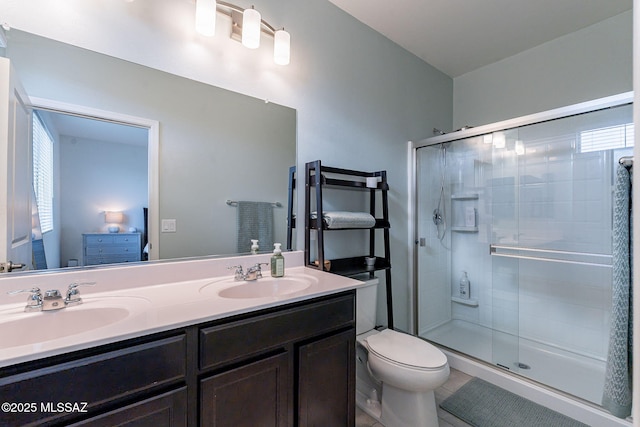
[366,329,447,370]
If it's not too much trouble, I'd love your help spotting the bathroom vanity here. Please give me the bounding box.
[0,252,360,426]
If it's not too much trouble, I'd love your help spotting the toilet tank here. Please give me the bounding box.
[356,276,379,335]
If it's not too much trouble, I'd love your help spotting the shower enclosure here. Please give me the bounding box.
[413,94,633,407]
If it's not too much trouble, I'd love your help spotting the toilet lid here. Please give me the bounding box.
[366,329,447,369]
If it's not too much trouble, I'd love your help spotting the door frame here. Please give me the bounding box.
[29,97,160,260]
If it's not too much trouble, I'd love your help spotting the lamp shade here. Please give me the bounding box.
[273,29,290,65]
[195,0,217,36]
[105,211,124,224]
[242,7,261,49]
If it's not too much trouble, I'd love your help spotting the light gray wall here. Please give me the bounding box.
[59,136,147,267]
[453,11,633,130]
[5,0,453,331]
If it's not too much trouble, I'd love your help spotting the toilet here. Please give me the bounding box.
[356,277,449,427]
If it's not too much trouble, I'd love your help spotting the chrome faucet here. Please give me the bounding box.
[244,263,268,281]
[8,282,96,312]
[228,263,268,281]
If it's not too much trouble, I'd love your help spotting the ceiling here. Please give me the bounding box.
[328,0,633,77]
[38,111,148,147]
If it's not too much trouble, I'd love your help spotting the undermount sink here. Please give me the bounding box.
[200,274,317,299]
[0,296,150,348]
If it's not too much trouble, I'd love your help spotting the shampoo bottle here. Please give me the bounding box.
[459,271,470,299]
[271,243,285,277]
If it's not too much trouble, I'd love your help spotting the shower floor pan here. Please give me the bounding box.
[422,319,605,405]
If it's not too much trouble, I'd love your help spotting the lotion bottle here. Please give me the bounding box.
[459,271,470,299]
[271,243,285,277]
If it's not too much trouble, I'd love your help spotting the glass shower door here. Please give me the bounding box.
[416,101,632,405]
[486,129,521,372]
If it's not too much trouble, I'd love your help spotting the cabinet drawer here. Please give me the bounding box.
[0,335,186,426]
[199,293,354,370]
[86,245,139,255]
[113,235,139,244]
[84,235,115,245]
[85,255,140,265]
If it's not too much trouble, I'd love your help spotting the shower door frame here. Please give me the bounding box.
[409,90,633,338]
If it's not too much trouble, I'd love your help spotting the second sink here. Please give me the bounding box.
[200,275,317,299]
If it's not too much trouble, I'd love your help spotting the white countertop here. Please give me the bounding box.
[0,252,365,368]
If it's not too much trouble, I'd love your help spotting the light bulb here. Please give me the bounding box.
[195,0,217,37]
[242,7,261,49]
[274,29,290,65]
[493,132,506,149]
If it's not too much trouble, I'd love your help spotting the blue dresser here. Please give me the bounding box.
[82,232,142,266]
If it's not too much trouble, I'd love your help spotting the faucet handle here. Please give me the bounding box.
[228,265,244,281]
[249,263,269,278]
[66,282,96,306]
[7,287,43,312]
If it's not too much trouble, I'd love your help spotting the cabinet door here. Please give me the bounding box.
[298,329,355,427]
[200,352,290,427]
[68,388,187,427]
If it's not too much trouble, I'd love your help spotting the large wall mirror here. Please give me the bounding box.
[3,29,297,274]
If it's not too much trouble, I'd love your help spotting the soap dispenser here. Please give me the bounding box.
[271,243,285,277]
[251,240,259,254]
[459,271,470,299]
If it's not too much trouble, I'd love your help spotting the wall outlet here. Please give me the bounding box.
[161,219,177,233]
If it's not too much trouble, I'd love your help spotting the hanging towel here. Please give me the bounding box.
[602,164,633,418]
[236,201,274,253]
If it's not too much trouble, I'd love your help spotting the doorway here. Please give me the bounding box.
[30,98,159,268]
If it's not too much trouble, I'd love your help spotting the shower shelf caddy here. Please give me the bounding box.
[301,160,394,329]
[451,192,479,233]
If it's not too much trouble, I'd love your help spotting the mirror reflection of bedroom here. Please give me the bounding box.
[33,110,148,269]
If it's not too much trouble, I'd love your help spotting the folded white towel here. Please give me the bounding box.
[311,211,376,229]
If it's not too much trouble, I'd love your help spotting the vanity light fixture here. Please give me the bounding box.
[194,0,290,65]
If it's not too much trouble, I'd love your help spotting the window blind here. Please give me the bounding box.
[32,112,54,234]
[579,123,634,153]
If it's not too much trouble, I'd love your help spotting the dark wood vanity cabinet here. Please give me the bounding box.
[198,291,356,427]
[0,290,355,427]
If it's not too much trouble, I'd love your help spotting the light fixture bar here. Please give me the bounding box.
[199,1,290,65]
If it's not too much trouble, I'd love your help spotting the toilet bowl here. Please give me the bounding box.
[354,276,449,427]
[364,329,449,427]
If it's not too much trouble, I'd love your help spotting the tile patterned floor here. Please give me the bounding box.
[356,368,474,427]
